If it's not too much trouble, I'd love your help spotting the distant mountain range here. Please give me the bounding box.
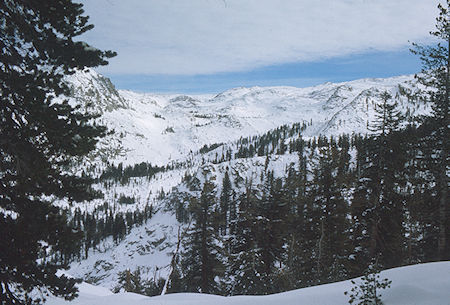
[65,69,429,166]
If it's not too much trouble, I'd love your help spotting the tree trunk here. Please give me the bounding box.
[161,225,183,296]
[317,218,325,278]
[438,37,449,260]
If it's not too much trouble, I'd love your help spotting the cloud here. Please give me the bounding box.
[78,0,438,75]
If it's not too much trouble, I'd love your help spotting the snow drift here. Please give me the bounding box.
[47,261,450,305]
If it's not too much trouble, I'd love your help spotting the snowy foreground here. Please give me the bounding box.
[47,262,449,305]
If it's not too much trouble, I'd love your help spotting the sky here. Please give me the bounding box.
[77,0,439,93]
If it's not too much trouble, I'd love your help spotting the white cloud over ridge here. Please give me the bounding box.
[79,0,438,75]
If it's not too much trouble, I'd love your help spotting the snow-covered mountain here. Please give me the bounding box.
[57,70,438,298]
[66,70,428,166]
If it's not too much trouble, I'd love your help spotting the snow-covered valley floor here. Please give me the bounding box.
[47,261,450,305]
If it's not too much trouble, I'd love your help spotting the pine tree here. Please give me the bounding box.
[113,269,145,294]
[255,172,288,292]
[0,1,114,304]
[219,169,233,236]
[226,184,269,295]
[410,0,450,261]
[372,92,406,268]
[345,259,392,305]
[311,145,351,283]
[283,154,320,288]
[351,92,406,270]
[181,178,223,294]
[350,136,374,275]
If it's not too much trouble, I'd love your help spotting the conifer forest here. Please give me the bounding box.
[0,0,449,304]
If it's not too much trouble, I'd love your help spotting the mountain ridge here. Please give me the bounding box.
[66,70,429,166]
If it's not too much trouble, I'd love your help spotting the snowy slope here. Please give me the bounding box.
[66,70,429,166]
[47,261,450,305]
[68,209,181,286]
[64,154,299,288]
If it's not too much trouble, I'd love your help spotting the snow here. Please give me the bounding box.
[46,261,450,305]
[60,154,309,289]
[51,70,443,303]
[65,70,430,167]
[67,210,182,287]
[53,71,429,290]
